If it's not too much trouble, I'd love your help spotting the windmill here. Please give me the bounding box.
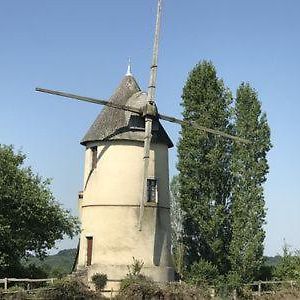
[36,0,248,290]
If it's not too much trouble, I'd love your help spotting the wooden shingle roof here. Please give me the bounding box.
[81,75,173,148]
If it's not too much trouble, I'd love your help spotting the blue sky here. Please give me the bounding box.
[0,0,299,256]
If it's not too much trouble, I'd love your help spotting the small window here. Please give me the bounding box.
[147,179,157,202]
[91,147,97,169]
[86,236,93,266]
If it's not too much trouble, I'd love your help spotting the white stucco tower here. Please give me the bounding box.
[74,73,174,288]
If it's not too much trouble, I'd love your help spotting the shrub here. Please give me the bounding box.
[164,282,210,299]
[186,259,219,286]
[118,257,211,299]
[256,285,300,300]
[119,274,162,299]
[118,276,212,300]
[0,286,27,300]
[38,277,96,299]
[127,257,144,277]
[273,246,300,281]
[91,272,108,291]
[257,264,274,281]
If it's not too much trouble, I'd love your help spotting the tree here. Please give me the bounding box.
[229,83,271,282]
[273,243,300,280]
[170,175,184,276]
[177,61,233,274]
[0,145,79,276]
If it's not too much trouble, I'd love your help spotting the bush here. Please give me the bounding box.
[118,275,212,300]
[0,286,27,300]
[118,257,211,299]
[38,277,96,299]
[91,273,108,291]
[127,257,144,277]
[257,264,274,281]
[256,285,300,300]
[273,246,300,280]
[119,274,162,299]
[186,259,219,286]
[164,282,210,299]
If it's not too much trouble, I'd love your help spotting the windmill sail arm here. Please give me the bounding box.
[147,0,162,103]
[35,87,142,114]
[158,113,250,144]
[138,117,153,231]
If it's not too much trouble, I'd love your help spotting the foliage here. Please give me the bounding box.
[273,244,300,280]
[0,286,28,300]
[177,60,233,274]
[37,277,96,299]
[119,275,210,300]
[257,264,274,281]
[24,248,77,278]
[265,255,281,267]
[119,257,161,299]
[0,145,80,277]
[255,285,300,300]
[164,282,210,299]
[185,261,248,299]
[15,263,48,279]
[119,274,162,299]
[214,271,244,298]
[177,62,272,285]
[91,272,108,291]
[186,259,219,286]
[170,175,184,277]
[170,176,183,245]
[229,83,272,283]
[127,257,144,277]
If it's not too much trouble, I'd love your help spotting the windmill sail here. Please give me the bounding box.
[138,0,163,230]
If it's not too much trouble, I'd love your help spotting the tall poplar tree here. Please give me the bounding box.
[170,175,184,276]
[229,83,271,282]
[177,61,232,274]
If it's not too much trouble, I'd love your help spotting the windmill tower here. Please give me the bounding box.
[76,70,174,286]
[36,0,249,291]
[74,1,176,286]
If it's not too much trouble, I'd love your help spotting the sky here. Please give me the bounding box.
[0,0,299,256]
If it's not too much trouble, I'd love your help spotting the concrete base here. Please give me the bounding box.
[76,263,174,292]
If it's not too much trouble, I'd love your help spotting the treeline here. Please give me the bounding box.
[171,60,272,287]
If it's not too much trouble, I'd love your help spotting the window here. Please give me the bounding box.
[91,147,97,170]
[86,236,93,266]
[147,179,157,202]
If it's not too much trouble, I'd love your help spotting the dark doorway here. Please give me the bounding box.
[86,236,93,266]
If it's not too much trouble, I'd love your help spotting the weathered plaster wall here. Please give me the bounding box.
[77,140,174,285]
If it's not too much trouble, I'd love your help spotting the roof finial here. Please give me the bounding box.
[126,58,132,76]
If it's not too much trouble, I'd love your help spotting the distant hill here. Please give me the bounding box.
[26,248,77,277]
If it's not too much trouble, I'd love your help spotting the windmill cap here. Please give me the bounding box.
[80,75,173,148]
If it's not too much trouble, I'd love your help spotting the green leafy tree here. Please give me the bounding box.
[229,83,271,282]
[0,145,79,276]
[177,61,233,274]
[170,175,184,276]
[273,242,300,280]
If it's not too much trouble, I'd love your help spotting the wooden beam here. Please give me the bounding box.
[35,88,142,115]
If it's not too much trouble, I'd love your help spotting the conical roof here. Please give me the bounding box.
[81,75,173,148]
